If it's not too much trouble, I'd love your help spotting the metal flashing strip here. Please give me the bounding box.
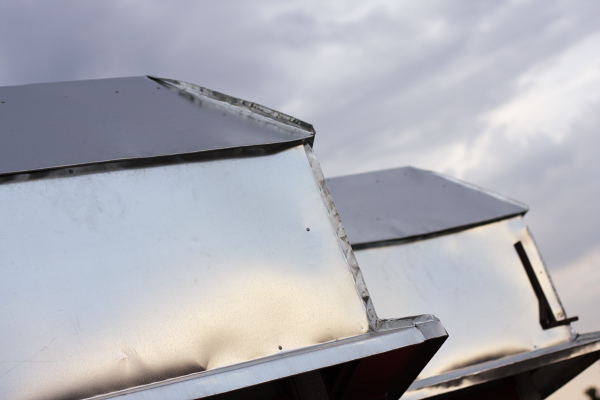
[303,144,378,330]
[404,332,600,400]
[87,317,447,400]
[152,77,315,137]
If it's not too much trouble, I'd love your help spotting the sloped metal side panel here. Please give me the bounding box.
[354,217,572,380]
[0,146,369,400]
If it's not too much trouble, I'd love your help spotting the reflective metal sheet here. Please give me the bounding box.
[326,167,528,246]
[0,76,314,176]
[0,145,370,400]
[354,217,572,380]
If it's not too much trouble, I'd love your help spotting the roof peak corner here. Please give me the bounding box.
[148,76,315,136]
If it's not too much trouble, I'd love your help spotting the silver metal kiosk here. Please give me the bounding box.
[328,167,600,400]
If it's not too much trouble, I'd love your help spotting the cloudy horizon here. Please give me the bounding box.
[2,1,599,398]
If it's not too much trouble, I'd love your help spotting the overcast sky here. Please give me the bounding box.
[1,1,599,398]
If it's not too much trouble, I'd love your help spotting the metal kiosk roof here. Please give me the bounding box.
[0,76,315,176]
[327,166,528,247]
[0,78,446,400]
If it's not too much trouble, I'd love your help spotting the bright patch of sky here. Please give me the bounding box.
[436,32,600,181]
[484,32,600,146]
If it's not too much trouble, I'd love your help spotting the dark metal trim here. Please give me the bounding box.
[349,214,526,250]
[407,332,600,399]
[151,76,316,136]
[0,141,306,185]
[514,241,578,329]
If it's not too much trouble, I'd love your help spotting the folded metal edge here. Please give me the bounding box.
[405,331,600,399]
[84,317,447,400]
[150,76,315,139]
[303,143,378,330]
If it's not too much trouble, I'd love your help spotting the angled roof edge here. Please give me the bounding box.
[326,166,529,247]
[151,76,315,135]
[429,169,529,213]
[0,76,314,177]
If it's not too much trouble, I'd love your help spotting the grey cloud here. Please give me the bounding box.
[464,101,600,271]
[300,1,600,174]
[0,2,282,98]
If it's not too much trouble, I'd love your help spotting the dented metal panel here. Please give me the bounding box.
[354,217,573,380]
[0,145,372,400]
[90,316,447,400]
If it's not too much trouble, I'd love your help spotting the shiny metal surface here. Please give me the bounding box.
[89,316,447,400]
[1,145,371,400]
[0,76,313,176]
[327,167,528,247]
[404,331,600,400]
[354,217,573,380]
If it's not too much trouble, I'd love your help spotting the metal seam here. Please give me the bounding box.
[150,76,315,137]
[303,144,379,331]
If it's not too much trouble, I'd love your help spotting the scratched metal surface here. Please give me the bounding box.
[354,217,572,380]
[0,145,370,400]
